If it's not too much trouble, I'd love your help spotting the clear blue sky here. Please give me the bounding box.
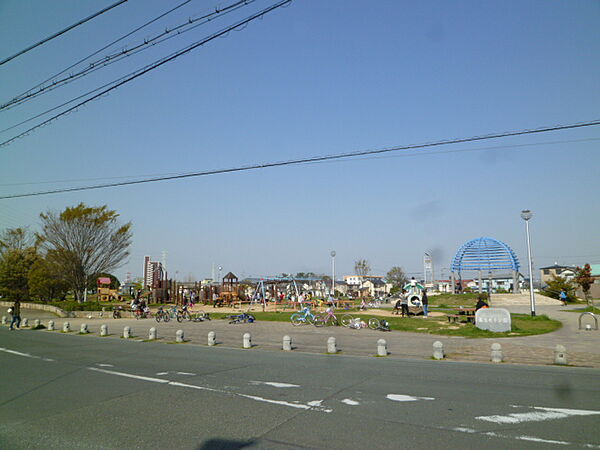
[1,0,599,282]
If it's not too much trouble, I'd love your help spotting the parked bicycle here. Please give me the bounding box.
[368,317,391,331]
[190,310,210,322]
[314,307,343,327]
[155,306,170,323]
[359,299,382,310]
[290,307,317,326]
[227,312,255,324]
[112,306,123,319]
[176,305,192,322]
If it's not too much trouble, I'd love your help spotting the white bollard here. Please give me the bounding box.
[243,332,252,349]
[62,322,70,332]
[554,344,567,365]
[176,329,184,343]
[283,335,292,351]
[22,318,29,327]
[149,327,157,340]
[208,331,216,346]
[48,320,55,331]
[1,316,6,325]
[123,326,131,339]
[327,337,337,354]
[491,343,503,363]
[80,323,89,334]
[377,339,388,357]
[100,324,108,336]
[433,341,444,360]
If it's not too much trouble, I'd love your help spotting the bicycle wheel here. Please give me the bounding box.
[155,313,161,323]
[368,318,380,330]
[291,313,304,326]
[313,315,325,327]
[197,310,207,320]
[176,313,183,323]
[182,311,191,322]
[163,313,170,323]
[340,314,353,327]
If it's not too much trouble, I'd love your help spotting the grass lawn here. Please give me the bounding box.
[208,310,561,338]
[563,306,600,314]
[428,293,483,308]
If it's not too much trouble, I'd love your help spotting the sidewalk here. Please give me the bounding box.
[2,303,599,368]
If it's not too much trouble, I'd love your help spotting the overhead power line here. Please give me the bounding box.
[0,0,293,148]
[1,119,599,200]
[0,0,253,111]
[0,0,193,110]
[0,0,129,67]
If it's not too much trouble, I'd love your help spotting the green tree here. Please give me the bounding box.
[28,254,69,301]
[386,266,408,294]
[574,264,594,304]
[0,247,38,301]
[38,203,132,302]
[354,259,370,276]
[0,227,36,256]
[540,275,576,302]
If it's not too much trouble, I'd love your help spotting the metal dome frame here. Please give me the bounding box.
[450,237,521,294]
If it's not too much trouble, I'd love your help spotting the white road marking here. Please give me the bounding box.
[249,381,300,388]
[97,363,113,367]
[175,372,196,376]
[477,406,600,424]
[453,427,476,433]
[307,400,323,407]
[155,372,169,376]
[386,394,435,402]
[341,399,360,406]
[0,347,36,358]
[516,436,570,445]
[89,368,332,413]
[88,367,169,384]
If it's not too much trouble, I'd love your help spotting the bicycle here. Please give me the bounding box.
[368,317,391,331]
[155,307,170,323]
[176,305,192,322]
[190,310,210,322]
[290,307,317,326]
[112,306,123,319]
[314,307,343,327]
[227,312,255,324]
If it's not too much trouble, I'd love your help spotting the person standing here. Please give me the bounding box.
[9,299,21,330]
[422,288,429,318]
[400,290,409,317]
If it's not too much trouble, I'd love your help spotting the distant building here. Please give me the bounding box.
[540,263,577,285]
[344,275,384,286]
[143,256,165,289]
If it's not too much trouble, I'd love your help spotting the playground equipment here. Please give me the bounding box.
[403,279,425,307]
[579,312,598,330]
[97,277,123,302]
[220,272,240,305]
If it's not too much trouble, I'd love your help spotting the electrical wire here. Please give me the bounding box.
[1,136,597,187]
[0,0,129,67]
[0,0,254,111]
[0,0,193,110]
[1,118,599,200]
[0,0,293,148]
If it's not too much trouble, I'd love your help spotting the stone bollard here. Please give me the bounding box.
[80,323,89,334]
[377,339,388,357]
[1,316,6,325]
[63,322,70,332]
[100,324,108,336]
[149,327,157,340]
[22,318,29,327]
[243,332,252,349]
[123,326,131,339]
[34,319,41,328]
[554,344,567,365]
[48,320,55,331]
[283,335,292,351]
[491,343,503,363]
[327,337,337,354]
[433,341,444,360]
[208,331,216,346]
[176,329,184,343]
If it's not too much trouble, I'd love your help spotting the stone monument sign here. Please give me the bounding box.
[475,308,511,332]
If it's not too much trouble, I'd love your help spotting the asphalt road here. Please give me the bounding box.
[1,327,600,449]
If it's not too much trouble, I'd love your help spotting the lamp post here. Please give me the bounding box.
[330,251,336,298]
[521,209,536,316]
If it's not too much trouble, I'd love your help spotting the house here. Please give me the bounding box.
[343,275,384,286]
[359,278,392,297]
[540,263,577,285]
[469,273,525,293]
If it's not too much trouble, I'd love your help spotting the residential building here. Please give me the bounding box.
[540,263,577,285]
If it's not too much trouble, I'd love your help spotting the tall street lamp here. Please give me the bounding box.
[521,209,536,316]
[330,251,336,298]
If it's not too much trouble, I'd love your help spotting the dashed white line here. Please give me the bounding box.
[386,394,435,402]
[341,399,360,406]
[477,406,600,424]
[88,367,169,384]
[249,380,300,388]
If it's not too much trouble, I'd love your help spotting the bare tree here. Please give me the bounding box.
[39,203,132,302]
[354,259,371,276]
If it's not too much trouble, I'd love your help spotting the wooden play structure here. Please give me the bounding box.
[219,272,240,305]
[97,277,123,302]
